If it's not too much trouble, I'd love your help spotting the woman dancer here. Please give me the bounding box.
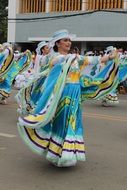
[34,41,50,77]
[0,44,32,104]
[101,46,127,106]
[17,30,119,167]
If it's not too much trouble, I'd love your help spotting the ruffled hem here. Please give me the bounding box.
[18,125,86,167]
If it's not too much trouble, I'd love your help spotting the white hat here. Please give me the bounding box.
[85,51,94,56]
[2,42,12,48]
[14,50,20,54]
[36,41,48,55]
[105,46,115,54]
[50,29,76,47]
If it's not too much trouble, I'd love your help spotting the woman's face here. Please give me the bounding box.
[41,45,50,55]
[56,38,72,54]
[108,51,116,59]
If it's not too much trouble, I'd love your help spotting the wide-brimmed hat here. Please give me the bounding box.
[36,41,48,55]
[105,46,115,54]
[50,29,76,47]
[2,42,12,48]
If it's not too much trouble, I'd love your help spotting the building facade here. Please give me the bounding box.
[8,0,127,52]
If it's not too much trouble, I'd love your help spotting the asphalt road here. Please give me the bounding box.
[0,90,127,190]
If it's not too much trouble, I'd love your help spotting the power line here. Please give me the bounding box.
[5,9,127,24]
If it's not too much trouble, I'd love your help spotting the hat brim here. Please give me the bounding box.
[50,33,76,47]
[36,42,48,54]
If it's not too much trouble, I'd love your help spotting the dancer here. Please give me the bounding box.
[34,41,50,76]
[0,43,14,78]
[0,44,32,104]
[17,30,119,167]
[101,46,127,106]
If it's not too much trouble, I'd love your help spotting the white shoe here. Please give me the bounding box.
[102,100,108,107]
[0,99,7,105]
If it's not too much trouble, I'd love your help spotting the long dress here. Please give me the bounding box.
[16,53,119,167]
[0,47,14,78]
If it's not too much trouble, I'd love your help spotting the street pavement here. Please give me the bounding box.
[0,90,127,190]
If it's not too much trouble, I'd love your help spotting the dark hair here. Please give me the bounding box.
[53,40,60,52]
[40,46,46,55]
[73,47,80,54]
[53,45,58,52]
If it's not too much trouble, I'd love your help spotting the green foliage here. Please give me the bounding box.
[0,0,8,43]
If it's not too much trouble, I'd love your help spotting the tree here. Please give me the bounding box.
[0,0,8,43]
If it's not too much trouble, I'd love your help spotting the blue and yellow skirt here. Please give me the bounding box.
[18,83,86,167]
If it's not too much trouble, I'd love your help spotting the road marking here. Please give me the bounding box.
[84,112,127,120]
[84,112,127,122]
[0,132,16,138]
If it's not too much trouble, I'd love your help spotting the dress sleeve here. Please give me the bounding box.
[80,57,119,101]
[17,54,74,129]
[78,55,90,71]
[119,58,127,83]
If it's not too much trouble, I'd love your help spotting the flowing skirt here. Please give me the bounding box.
[18,83,86,167]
